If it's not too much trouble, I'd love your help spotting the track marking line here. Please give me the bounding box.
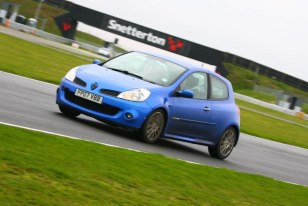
[0,71,57,86]
[0,121,141,153]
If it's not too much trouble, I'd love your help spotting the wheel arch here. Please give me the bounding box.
[229,124,240,146]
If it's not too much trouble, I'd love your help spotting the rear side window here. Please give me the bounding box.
[210,75,228,100]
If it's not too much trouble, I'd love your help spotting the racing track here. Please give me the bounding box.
[1,71,308,186]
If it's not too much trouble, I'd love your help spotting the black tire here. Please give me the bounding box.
[59,105,80,117]
[140,110,165,143]
[208,127,236,159]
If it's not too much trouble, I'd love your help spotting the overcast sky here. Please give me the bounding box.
[70,0,308,82]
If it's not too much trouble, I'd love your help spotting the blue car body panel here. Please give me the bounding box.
[56,52,240,147]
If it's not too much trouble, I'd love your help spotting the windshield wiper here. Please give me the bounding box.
[143,79,159,85]
[107,67,144,79]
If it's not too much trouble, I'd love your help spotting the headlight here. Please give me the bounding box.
[117,88,150,102]
[65,67,79,82]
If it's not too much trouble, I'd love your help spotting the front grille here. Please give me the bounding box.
[100,89,120,97]
[73,77,87,87]
[65,91,120,115]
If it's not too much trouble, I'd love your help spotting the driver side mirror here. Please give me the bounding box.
[93,59,102,65]
[177,89,194,98]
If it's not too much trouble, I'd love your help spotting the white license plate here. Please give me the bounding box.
[75,89,103,104]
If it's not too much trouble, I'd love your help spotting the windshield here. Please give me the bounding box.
[103,52,187,86]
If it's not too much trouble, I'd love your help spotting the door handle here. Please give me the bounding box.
[203,107,211,112]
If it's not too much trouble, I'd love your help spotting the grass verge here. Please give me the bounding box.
[240,108,308,149]
[75,31,105,47]
[1,124,308,205]
[236,99,308,126]
[0,33,89,84]
[236,90,277,104]
[302,103,308,114]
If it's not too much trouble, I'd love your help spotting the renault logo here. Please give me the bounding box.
[91,82,98,90]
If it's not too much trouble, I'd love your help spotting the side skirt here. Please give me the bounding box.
[162,133,215,146]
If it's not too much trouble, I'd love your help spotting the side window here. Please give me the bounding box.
[210,75,228,100]
[179,72,208,100]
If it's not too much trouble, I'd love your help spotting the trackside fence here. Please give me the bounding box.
[6,20,101,53]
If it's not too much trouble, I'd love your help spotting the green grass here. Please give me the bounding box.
[236,90,277,104]
[75,31,105,47]
[1,124,308,206]
[225,63,308,101]
[236,98,308,149]
[240,108,308,149]
[0,33,89,84]
[302,104,308,114]
[236,99,308,126]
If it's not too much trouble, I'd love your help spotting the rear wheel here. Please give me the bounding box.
[59,105,80,117]
[140,110,165,143]
[208,127,236,159]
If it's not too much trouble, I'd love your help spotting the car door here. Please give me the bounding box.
[166,72,214,139]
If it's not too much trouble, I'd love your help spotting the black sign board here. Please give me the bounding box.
[56,3,225,67]
[54,13,77,39]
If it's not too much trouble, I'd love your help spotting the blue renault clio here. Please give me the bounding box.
[56,51,240,159]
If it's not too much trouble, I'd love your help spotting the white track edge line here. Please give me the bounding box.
[0,121,141,153]
[0,71,57,86]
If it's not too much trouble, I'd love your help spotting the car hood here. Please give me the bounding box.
[76,64,161,92]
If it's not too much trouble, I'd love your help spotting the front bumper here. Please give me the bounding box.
[56,79,153,129]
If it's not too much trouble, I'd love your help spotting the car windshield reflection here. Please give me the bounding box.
[103,52,187,86]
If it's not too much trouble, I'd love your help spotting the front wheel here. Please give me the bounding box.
[59,105,80,117]
[140,110,165,144]
[208,127,236,159]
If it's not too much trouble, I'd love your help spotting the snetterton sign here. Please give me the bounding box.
[103,17,189,55]
[107,20,166,46]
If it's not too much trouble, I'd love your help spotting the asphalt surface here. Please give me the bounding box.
[1,71,308,186]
